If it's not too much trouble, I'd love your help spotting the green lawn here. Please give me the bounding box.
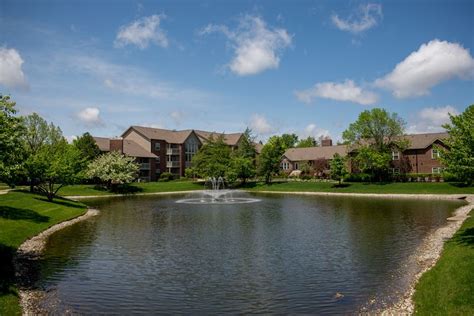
[243,181,474,195]
[57,180,205,197]
[413,209,474,315]
[0,191,87,315]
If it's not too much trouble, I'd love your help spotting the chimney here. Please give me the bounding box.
[321,138,333,147]
[110,139,123,153]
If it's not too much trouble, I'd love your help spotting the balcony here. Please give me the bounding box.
[166,148,180,155]
[140,162,150,170]
[166,161,180,168]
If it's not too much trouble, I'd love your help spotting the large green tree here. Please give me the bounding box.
[439,104,474,185]
[296,136,317,148]
[33,139,81,201]
[86,151,139,190]
[191,135,231,178]
[21,113,64,191]
[237,128,257,159]
[0,95,24,184]
[257,136,285,183]
[73,132,102,174]
[280,133,299,149]
[343,108,406,180]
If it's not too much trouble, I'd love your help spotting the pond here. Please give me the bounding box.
[36,192,463,314]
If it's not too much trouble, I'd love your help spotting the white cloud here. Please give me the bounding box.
[407,105,458,133]
[375,39,474,98]
[302,123,330,139]
[0,47,28,89]
[77,107,103,127]
[295,80,378,105]
[65,135,77,143]
[170,110,184,125]
[199,15,292,76]
[69,55,211,102]
[115,14,168,49]
[331,3,382,34]
[249,113,274,135]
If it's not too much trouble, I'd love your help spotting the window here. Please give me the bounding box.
[390,168,400,174]
[392,151,400,160]
[432,148,440,159]
[185,137,199,162]
[294,163,299,170]
[281,162,290,170]
[154,142,161,151]
[432,167,443,174]
[155,157,160,164]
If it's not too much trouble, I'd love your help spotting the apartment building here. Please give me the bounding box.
[280,132,449,176]
[94,126,243,181]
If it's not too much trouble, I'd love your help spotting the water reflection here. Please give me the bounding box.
[37,194,463,314]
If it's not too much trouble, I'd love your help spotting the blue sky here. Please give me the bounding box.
[1,0,473,142]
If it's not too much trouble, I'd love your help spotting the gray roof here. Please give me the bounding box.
[283,145,348,161]
[123,140,158,158]
[93,137,110,152]
[401,132,449,149]
[123,126,243,146]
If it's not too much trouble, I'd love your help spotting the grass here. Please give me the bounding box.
[57,180,205,197]
[54,180,474,197]
[413,209,474,315]
[242,181,474,195]
[0,191,87,315]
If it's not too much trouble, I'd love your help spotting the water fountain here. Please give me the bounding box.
[176,177,260,204]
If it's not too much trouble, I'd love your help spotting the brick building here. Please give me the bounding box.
[94,126,243,181]
[280,132,449,176]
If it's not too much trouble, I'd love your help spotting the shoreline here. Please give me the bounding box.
[14,208,99,315]
[64,189,471,200]
[381,195,473,314]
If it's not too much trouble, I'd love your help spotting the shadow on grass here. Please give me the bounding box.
[90,184,144,195]
[0,206,49,223]
[331,183,351,188]
[453,227,474,247]
[449,182,473,188]
[0,244,18,300]
[33,197,85,209]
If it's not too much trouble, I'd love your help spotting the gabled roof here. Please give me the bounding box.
[123,139,158,158]
[400,132,449,149]
[123,125,243,146]
[93,137,110,152]
[194,130,243,146]
[283,145,348,161]
[124,126,194,144]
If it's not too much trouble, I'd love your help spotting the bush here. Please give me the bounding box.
[159,172,174,182]
[345,173,372,182]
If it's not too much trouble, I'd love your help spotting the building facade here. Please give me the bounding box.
[94,126,243,181]
[281,132,449,176]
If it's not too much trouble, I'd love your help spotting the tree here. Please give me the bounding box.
[237,128,257,159]
[257,136,285,183]
[330,153,348,185]
[191,135,231,179]
[280,133,299,150]
[343,108,406,152]
[0,95,24,185]
[343,108,406,181]
[297,136,317,148]
[33,139,81,201]
[227,155,255,184]
[86,151,139,190]
[73,132,102,173]
[21,113,63,191]
[439,105,474,185]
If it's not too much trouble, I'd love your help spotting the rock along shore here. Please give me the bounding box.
[14,208,99,315]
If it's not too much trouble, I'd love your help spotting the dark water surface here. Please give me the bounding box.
[37,193,463,314]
